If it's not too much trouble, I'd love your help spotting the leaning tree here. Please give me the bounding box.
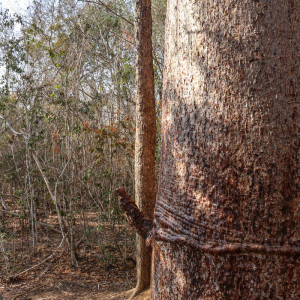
[118,0,299,298]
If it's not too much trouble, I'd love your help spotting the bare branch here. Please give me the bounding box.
[9,235,66,280]
[0,195,9,210]
[0,114,29,140]
[32,151,67,240]
[116,187,153,239]
[79,0,134,26]
[32,152,56,202]
[1,210,61,234]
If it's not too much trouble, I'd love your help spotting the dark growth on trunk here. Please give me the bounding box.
[116,187,153,240]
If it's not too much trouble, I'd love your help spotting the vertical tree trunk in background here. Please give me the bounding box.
[134,0,156,296]
[152,0,299,298]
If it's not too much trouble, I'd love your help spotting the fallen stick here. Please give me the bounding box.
[9,235,66,280]
[12,284,44,300]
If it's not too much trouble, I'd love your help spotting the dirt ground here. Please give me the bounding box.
[1,266,135,299]
[0,212,147,300]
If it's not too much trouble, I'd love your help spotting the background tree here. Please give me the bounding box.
[133,0,156,297]
[150,0,299,298]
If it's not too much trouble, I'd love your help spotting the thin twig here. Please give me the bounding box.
[32,151,67,239]
[0,195,9,210]
[0,114,29,140]
[79,0,134,26]
[32,152,56,202]
[9,235,66,280]
[38,246,65,278]
[12,285,44,300]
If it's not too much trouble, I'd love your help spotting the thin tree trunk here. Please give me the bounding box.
[134,0,156,297]
[151,0,299,298]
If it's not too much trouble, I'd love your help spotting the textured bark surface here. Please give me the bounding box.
[152,0,299,299]
[134,0,156,295]
[116,187,153,240]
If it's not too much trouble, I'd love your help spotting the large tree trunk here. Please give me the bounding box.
[151,0,299,299]
[134,0,156,296]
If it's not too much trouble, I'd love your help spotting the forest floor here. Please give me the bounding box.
[0,212,143,299]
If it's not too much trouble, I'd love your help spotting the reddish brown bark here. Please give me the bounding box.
[116,187,153,240]
[134,0,156,296]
